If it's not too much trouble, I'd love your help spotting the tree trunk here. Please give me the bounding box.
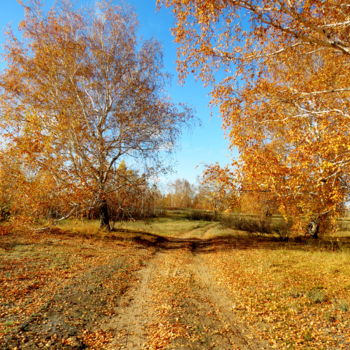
[99,199,111,231]
[307,220,319,239]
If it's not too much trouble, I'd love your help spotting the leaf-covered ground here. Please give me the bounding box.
[206,246,350,349]
[0,221,349,349]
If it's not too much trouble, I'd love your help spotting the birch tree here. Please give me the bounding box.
[1,0,191,229]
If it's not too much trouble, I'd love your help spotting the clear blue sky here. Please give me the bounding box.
[0,0,233,189]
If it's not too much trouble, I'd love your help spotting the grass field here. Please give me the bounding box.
[1,211,349,349]
[56,216,212,237]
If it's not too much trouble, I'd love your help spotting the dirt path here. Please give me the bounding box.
[1,244,155,350]
[101,252,159,349]
[179,222,219,239]
[191,253,270,349]
[101,246,270,349]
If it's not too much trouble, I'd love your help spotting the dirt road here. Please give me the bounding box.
[2,225,269,349]
[107,249,268,350]
[101,224,269,349]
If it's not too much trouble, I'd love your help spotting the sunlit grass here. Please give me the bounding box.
[114,217,211,236]
[55,216,213,237]
[55,215,250,240]
[208,245,350,348]
[55,219,101,236]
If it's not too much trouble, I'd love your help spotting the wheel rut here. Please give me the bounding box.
[101,251,160,349]
[103,247,269,349]
[190,253,271,349]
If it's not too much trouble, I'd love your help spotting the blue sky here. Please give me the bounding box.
[0,0,233,189]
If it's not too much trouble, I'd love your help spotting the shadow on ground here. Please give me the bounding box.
[44,227,350,254]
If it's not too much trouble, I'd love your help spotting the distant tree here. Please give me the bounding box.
[199,166,238,212]
[0,0,192,230]
[106,161,160,221]
[167,179,195,208]
[157,179,195,209]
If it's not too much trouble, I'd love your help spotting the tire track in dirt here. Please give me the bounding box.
[179,222,219,240]
[107,244,269,349]
[102,249,192,349]
[101,250,160,349]
[190,253,271,349]
[151,248,270,350]
[1,245,154,350]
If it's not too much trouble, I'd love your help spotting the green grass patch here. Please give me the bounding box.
[55,216,213,238]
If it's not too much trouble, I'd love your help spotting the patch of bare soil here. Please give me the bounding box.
[1,233,154,350]
[100,251,159,349]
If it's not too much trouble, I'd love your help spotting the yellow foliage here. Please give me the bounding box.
[161,0,350,235]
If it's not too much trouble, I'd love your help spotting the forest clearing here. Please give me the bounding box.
[1,211,350,349]
[1,0,350,349]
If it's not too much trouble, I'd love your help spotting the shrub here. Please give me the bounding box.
[306,287,327,304]
[185,210,218,221]
[220,214,291,237]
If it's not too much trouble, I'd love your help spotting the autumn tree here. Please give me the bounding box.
[161,0,350,235]
[0,153,18,222]
[169,179,195,208]
[106,161,160,220]
[0,0,191,230]
[196,168,238,212]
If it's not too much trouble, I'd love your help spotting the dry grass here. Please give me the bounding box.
[55,219,102,235]
[55,216,213,238]
[207,246,350,349]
